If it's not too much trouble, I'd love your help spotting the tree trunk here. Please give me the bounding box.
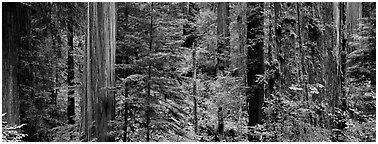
[216,2,229,136]
[216,2,230,74]
[296,2,312,124]
[237,2,248,135]
[333,3,341,127]
[67,17,75,125]
[146,3,154,141]
[339,2,348,112]
[192,43,198,134]
[238,2,247,80]
[81,2,116,142]
[2,2,28,126]
[246,2,264,127]
[318,2,337,130]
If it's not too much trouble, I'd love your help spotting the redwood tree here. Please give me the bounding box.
[2,2,29,127]
[80,2,116,142]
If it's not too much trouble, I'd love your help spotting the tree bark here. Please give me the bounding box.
[216,2,229,136]
[339,2,348,112]
[238,2,247,81]
[333,2,341,125]
[296,2,312,124]
[216,2,230,74]
[318,2,337,130]
[2,2,28,126]
[67,16,75,125]
[81,2,116,142]
[237,3,248,135]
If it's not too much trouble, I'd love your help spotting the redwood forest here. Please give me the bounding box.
[2,2,376,142]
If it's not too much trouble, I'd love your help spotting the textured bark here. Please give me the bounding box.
[238,2,247,81]
[2,2,28,126]
[319,2,335,130]
[216,2,229,136]
[339,2,348,112]
[216,2,230,74]
[67,17,75,125]
[81,2,116,142]
[238,3,248,133]
[296,2,312,124]
[246,2,264,127]
[332,3,342,126]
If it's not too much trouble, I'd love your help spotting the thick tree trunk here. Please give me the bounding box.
[67,17,75,125]
[237,3,248,135]
[238,2,247,80]
[216,2,230,74]
[296,2,312,124]
[319,2,336,130]
[332,3,343,129]
[216,2,229,136]
[2,2,28,126]
[339,2,348,112]
[81,2,116,142]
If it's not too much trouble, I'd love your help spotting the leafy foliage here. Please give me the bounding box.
[16,2,86,141]
[2,114,28,142]
[114,2,190,141]
[348,16,376,85]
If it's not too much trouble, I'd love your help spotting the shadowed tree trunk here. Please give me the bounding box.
[246,2,264,127]
[2,2,29,127]
[67,17,75,125]
[216,2,229,137]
